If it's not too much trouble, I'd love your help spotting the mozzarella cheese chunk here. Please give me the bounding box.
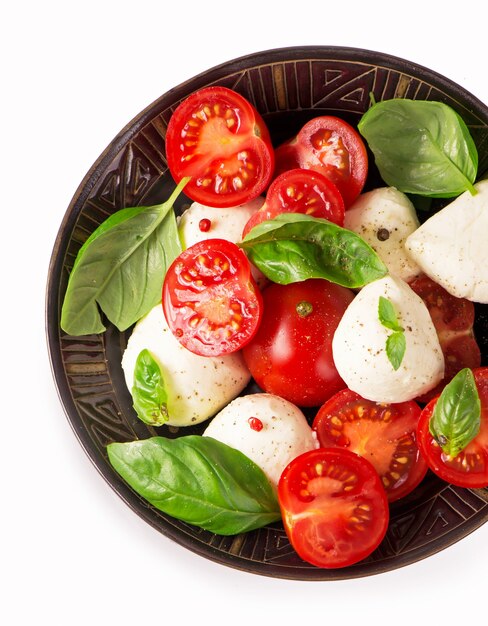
[178,198,264,249]
[122,305,251,427]
[203,393,318,488]
[345,187,421,282]
[332,275,444,403]
[405,180,488,303]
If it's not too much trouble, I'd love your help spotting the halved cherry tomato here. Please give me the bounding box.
[278,448,389,569]
[162,239,263,356]
[274,116,368,207]
[416,367,488,488]
[312,389,427,502]
[242,279,355,407]
[165,87,274,208]
[410,274,481,403]
[242,168,345,237]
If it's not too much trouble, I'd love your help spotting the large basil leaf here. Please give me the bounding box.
[107,436,281,535]
[429,368,481,458]
[61,178,188,335]
[132,349,169,426]
[358,99,478,198]
[240,213,388,288]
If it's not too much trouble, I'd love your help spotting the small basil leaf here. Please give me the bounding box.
[107,436,281,535]
[378,296,404,332]
[386,331,406,371]
[240,213,388,288]
[61,178,188,336]
[132,349,169,426]
[429,368,481,458]
[358,99,478,198]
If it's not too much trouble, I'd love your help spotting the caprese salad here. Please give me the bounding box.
[61,85,488,570]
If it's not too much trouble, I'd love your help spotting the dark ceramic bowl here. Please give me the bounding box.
[46,46,488,580]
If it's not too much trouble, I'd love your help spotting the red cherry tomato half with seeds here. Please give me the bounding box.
[312,389,427,502]
[274,116,368,208]
[162,239,263,356]
[410,274,481,403]
[242,168,345,237]
[278,448,389,569]
[416,367,488,488]
[166,86,274,208]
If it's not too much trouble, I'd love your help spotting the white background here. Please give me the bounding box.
[3,1,488,624]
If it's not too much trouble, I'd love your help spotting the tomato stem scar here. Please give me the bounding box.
[296,301,313,317]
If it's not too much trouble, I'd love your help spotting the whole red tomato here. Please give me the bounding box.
[242,279,354,407]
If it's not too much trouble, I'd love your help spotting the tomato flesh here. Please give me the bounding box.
[410,274,481,403]
[166,86,274,208]
[274,116,368,207]
[417,367,488,487]
[242,279,355,407]
[162,239,263,356]
[242,168,345,237]
[313,389,427,502]
[278,448,389,568]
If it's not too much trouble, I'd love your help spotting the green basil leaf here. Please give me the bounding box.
[61,178,188,335]
[358,99,478,198]
[429,368,481,458]
[378,296,403,332]
[386,330,406,371]
[240,213,388,288]
[107,436,281,535]
[132,349,169,426]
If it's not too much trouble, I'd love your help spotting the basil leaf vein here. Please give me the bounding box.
[61,178,188,336]
[429,368,481,458]
[107,436,281,535]
[240,213,388,288]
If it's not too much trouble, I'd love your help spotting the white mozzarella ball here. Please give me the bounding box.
[405,179,488,303]
[178,198,264,249]
[122,304,251,427]
[203,393,318,488]
[332,275,444,403]
[345,187,421,282]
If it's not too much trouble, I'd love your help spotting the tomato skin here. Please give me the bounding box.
[410,274,481,403]
[242,279,354,407]
[166,86,274,208]
[416,368,488,488]
[312,389,427,502]
[274,116,368,207]
[162,239,263,356]
[278,448,389,569]
[242,168,345,237]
